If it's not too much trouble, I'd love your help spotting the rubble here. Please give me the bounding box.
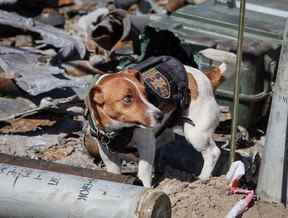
[0,1,287,217]
[225,161,255,218]
[0,114,58,134]
[0,97,36,121]
[0,96,80,121]
[0,134,63,156]
[0,10,86,62]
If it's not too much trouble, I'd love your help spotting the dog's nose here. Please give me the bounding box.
[154,111,164,123]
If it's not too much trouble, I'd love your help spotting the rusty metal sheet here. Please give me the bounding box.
[0,97,36,121]
[0,134,63,156]
[0,9,86,62]
[0,96,78,122]
[0,46,91,96]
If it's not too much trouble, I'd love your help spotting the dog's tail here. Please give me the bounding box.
[204,63,228,89]
[199,48,236,89]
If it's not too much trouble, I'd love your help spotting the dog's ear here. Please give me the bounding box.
[125,69,142,82]
[89,85,104,105]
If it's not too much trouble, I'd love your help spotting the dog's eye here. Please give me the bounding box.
[123,95,133,104]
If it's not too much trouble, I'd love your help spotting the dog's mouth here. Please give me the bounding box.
[135,118,163,129]
[137,123,149,129]
[137,123,157,129]
[105,118,154,131]
[116,110,164,129]
[146,110,164,128]
[127,116,163,129]
[127,121,157,129]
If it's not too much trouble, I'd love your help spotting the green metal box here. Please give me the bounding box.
[146,0,287,127]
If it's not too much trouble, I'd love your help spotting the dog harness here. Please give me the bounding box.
[85,56,194,152]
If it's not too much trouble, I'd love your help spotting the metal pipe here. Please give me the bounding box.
[0,153,136,184]
[282,108,288,206]
[0,163,171,218]
[230,0,246,164]
[257,19,288,205]
[215,80,270,103]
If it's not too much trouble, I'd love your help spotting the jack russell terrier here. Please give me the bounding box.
[84,56,227,187]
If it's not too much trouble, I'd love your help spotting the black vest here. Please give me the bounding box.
[128,56,190,111]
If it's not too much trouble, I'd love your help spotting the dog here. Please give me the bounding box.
[84,56,227,187]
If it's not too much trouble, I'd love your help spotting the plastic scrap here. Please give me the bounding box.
[225,161,256,218]
[225,191,254,218]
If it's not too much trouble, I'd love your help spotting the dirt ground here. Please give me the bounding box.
[156,167,288,218]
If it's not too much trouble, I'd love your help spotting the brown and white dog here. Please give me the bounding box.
[85,62,227,187]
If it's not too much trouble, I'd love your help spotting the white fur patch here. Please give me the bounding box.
[219,62,227,74]
[198,48,235,79]
[123,77,162,128]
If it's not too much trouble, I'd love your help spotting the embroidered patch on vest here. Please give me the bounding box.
[142,67,171,99]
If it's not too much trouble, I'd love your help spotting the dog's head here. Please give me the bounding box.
[87,69,164,130]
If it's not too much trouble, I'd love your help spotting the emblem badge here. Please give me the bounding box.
[142,68,171,99]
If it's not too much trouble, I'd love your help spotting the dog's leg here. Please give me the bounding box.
[183,125,220,181]
[98,142,121,174]
[199,137,220,180]
[132,128,156,187]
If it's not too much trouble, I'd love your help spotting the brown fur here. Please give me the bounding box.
[204,67,224,89]
[187,73,199,100]
[86,69,161,159]
[83,128,100,158]
[88,69,154,128]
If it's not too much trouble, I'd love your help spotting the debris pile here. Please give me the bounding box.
[0,1,286,217]
[0,0,213,171]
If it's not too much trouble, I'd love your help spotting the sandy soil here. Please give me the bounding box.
[156,167,288,218]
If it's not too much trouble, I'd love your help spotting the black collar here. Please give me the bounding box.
[86,111,118,149]
[86,109,135,152]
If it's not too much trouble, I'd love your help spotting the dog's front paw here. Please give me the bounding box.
[138,173,152,188]
[198,174,210,183]
[106,164,121,174]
